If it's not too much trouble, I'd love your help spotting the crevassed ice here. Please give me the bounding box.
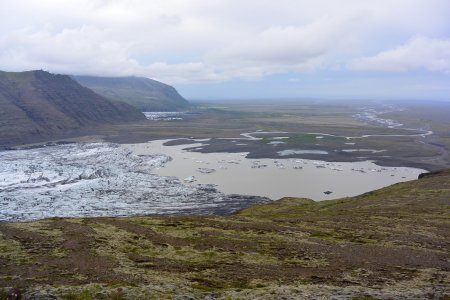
[0,143,269,222]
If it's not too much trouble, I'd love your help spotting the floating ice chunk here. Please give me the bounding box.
[183,176,196,183]
[228,160,240,164]
[342,149,386,154]
[197,168,216,174]
[251,161,268,169]
[278,149,328,156]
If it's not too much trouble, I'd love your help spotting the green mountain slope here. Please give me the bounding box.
[1,170,449,298]
[0,70,145,146]
[73,75,191,111]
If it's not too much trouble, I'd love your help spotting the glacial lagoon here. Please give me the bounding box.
[124,139,426,200]
[0,130,428,221]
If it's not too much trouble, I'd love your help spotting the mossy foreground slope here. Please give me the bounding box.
[1,171,449,299]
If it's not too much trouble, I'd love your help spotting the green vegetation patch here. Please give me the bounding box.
[0,232,31,264]
[237,197,318,219]
[128,217,202,239]
[7,219,64,240]
[56,283,172,300]
[286,133,342,145]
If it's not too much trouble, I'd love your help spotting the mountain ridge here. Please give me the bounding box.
[72,75,191,111]
[0,70,145,146]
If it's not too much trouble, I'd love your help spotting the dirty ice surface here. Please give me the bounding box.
[0,143,269,222]
[124,140,426,201]
[142,111,188,121]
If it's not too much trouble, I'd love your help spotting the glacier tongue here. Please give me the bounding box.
[0,143,269,222]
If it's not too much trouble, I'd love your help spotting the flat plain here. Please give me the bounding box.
[85,100,450,171]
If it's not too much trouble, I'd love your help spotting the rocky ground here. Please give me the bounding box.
[1,170,449,299]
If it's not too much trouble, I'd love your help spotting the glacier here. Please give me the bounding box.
[0,143,269,222]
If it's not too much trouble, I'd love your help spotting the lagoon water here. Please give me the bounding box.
[124,140,426,201]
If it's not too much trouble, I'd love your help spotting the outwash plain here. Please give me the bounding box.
[5,100,449,173]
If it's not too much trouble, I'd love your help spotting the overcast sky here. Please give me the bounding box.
[1,0,449,100]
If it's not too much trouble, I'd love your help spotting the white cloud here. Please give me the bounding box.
[0,0,449,84]
[142,62,227,84]
[0,26,137,75]
[349,37,450,73]
[212,18,340,64]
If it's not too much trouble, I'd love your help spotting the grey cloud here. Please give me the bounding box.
[0,0,449,84]
[349,37,450,73]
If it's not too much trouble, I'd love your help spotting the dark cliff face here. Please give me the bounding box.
[0,70,145,146]
[72,75,191,112]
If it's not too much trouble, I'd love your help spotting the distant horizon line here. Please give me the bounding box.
[188,97,450,103]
